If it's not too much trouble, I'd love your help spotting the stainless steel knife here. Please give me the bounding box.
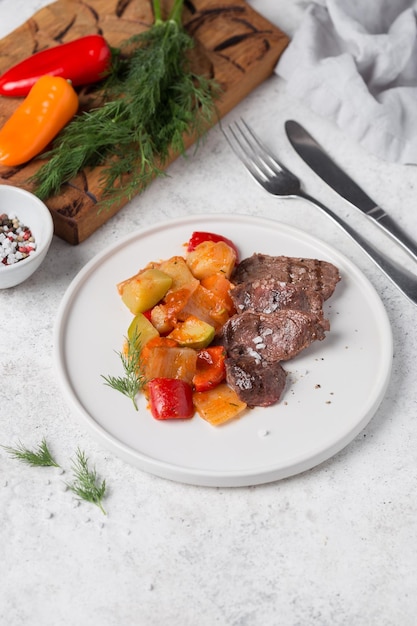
[285,119,417,263]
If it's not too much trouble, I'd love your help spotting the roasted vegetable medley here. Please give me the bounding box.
[105,231,247,425]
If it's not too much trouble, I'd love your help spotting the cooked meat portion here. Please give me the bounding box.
[230,277,324,316]
[221,252,340,407]
[231,253,341,300]
[222,309,329,363]
[225,356,287,408]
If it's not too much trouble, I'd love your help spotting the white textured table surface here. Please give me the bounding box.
[1,1,417,625]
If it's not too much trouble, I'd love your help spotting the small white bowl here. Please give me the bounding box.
[0,185,54,289]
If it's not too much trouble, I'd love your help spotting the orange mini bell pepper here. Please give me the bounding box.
[0,75,78,167]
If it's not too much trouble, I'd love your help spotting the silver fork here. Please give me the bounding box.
[223,119,417,307]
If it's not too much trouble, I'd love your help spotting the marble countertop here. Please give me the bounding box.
[1,1,417,624]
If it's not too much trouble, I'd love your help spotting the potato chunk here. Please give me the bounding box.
[159,256,199,293]
[186,241,237,280]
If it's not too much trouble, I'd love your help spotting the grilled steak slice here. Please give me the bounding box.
[230,277,324,316]
[222,309,329,362]
[225,356,287,407]
[231,253,341,300]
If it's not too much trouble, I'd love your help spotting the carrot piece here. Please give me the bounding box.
[200,274,236,315]
[192,346,226,392]
[179,284,230,330]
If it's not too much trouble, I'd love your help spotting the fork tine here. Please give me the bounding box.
[224,122,265,182]
[223,119,289,183]
[238,119,294,177]
[239,118,272,157]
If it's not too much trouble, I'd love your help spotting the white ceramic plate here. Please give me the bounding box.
[55,214,393,487]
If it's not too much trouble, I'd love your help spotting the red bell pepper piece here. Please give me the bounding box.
[0,35,112,97]
[192,346,226,392]
[147,378,194,420]
[187,231,239,262]
[142,308,153,322]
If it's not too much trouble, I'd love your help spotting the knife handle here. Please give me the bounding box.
[368,206,417,263]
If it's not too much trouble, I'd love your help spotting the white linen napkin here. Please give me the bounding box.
[275,0,417,164]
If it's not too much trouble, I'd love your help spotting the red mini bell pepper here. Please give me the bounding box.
[0,35,112,97]
[187,231,239,262]
[147,378,194,420]
[192,346,226,392]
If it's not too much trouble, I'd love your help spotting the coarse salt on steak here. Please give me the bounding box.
[225,356,287,408]
[231,253,341,301]
[222,309,330,363]
[230,277,325,316]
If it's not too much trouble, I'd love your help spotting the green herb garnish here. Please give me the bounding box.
[101,332,145,411]
[31,0,219,203]
[2,437,59,467]
[67,448,107,515]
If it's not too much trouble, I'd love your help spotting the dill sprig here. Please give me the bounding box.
[101,331,145,411]
[31,0,219,203]
[67,448,107,515]
[2,437,59,467]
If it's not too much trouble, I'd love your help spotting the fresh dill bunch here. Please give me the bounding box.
[101,331,145,411]
[2,437,60,467]
[31,0,219,203]
[67,448,107,515]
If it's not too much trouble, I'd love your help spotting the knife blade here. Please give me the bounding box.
[285,119,417,263]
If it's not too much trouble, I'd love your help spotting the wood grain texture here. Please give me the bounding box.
[0,0,288,244]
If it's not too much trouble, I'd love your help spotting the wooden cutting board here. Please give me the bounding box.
[0,0,289,244]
